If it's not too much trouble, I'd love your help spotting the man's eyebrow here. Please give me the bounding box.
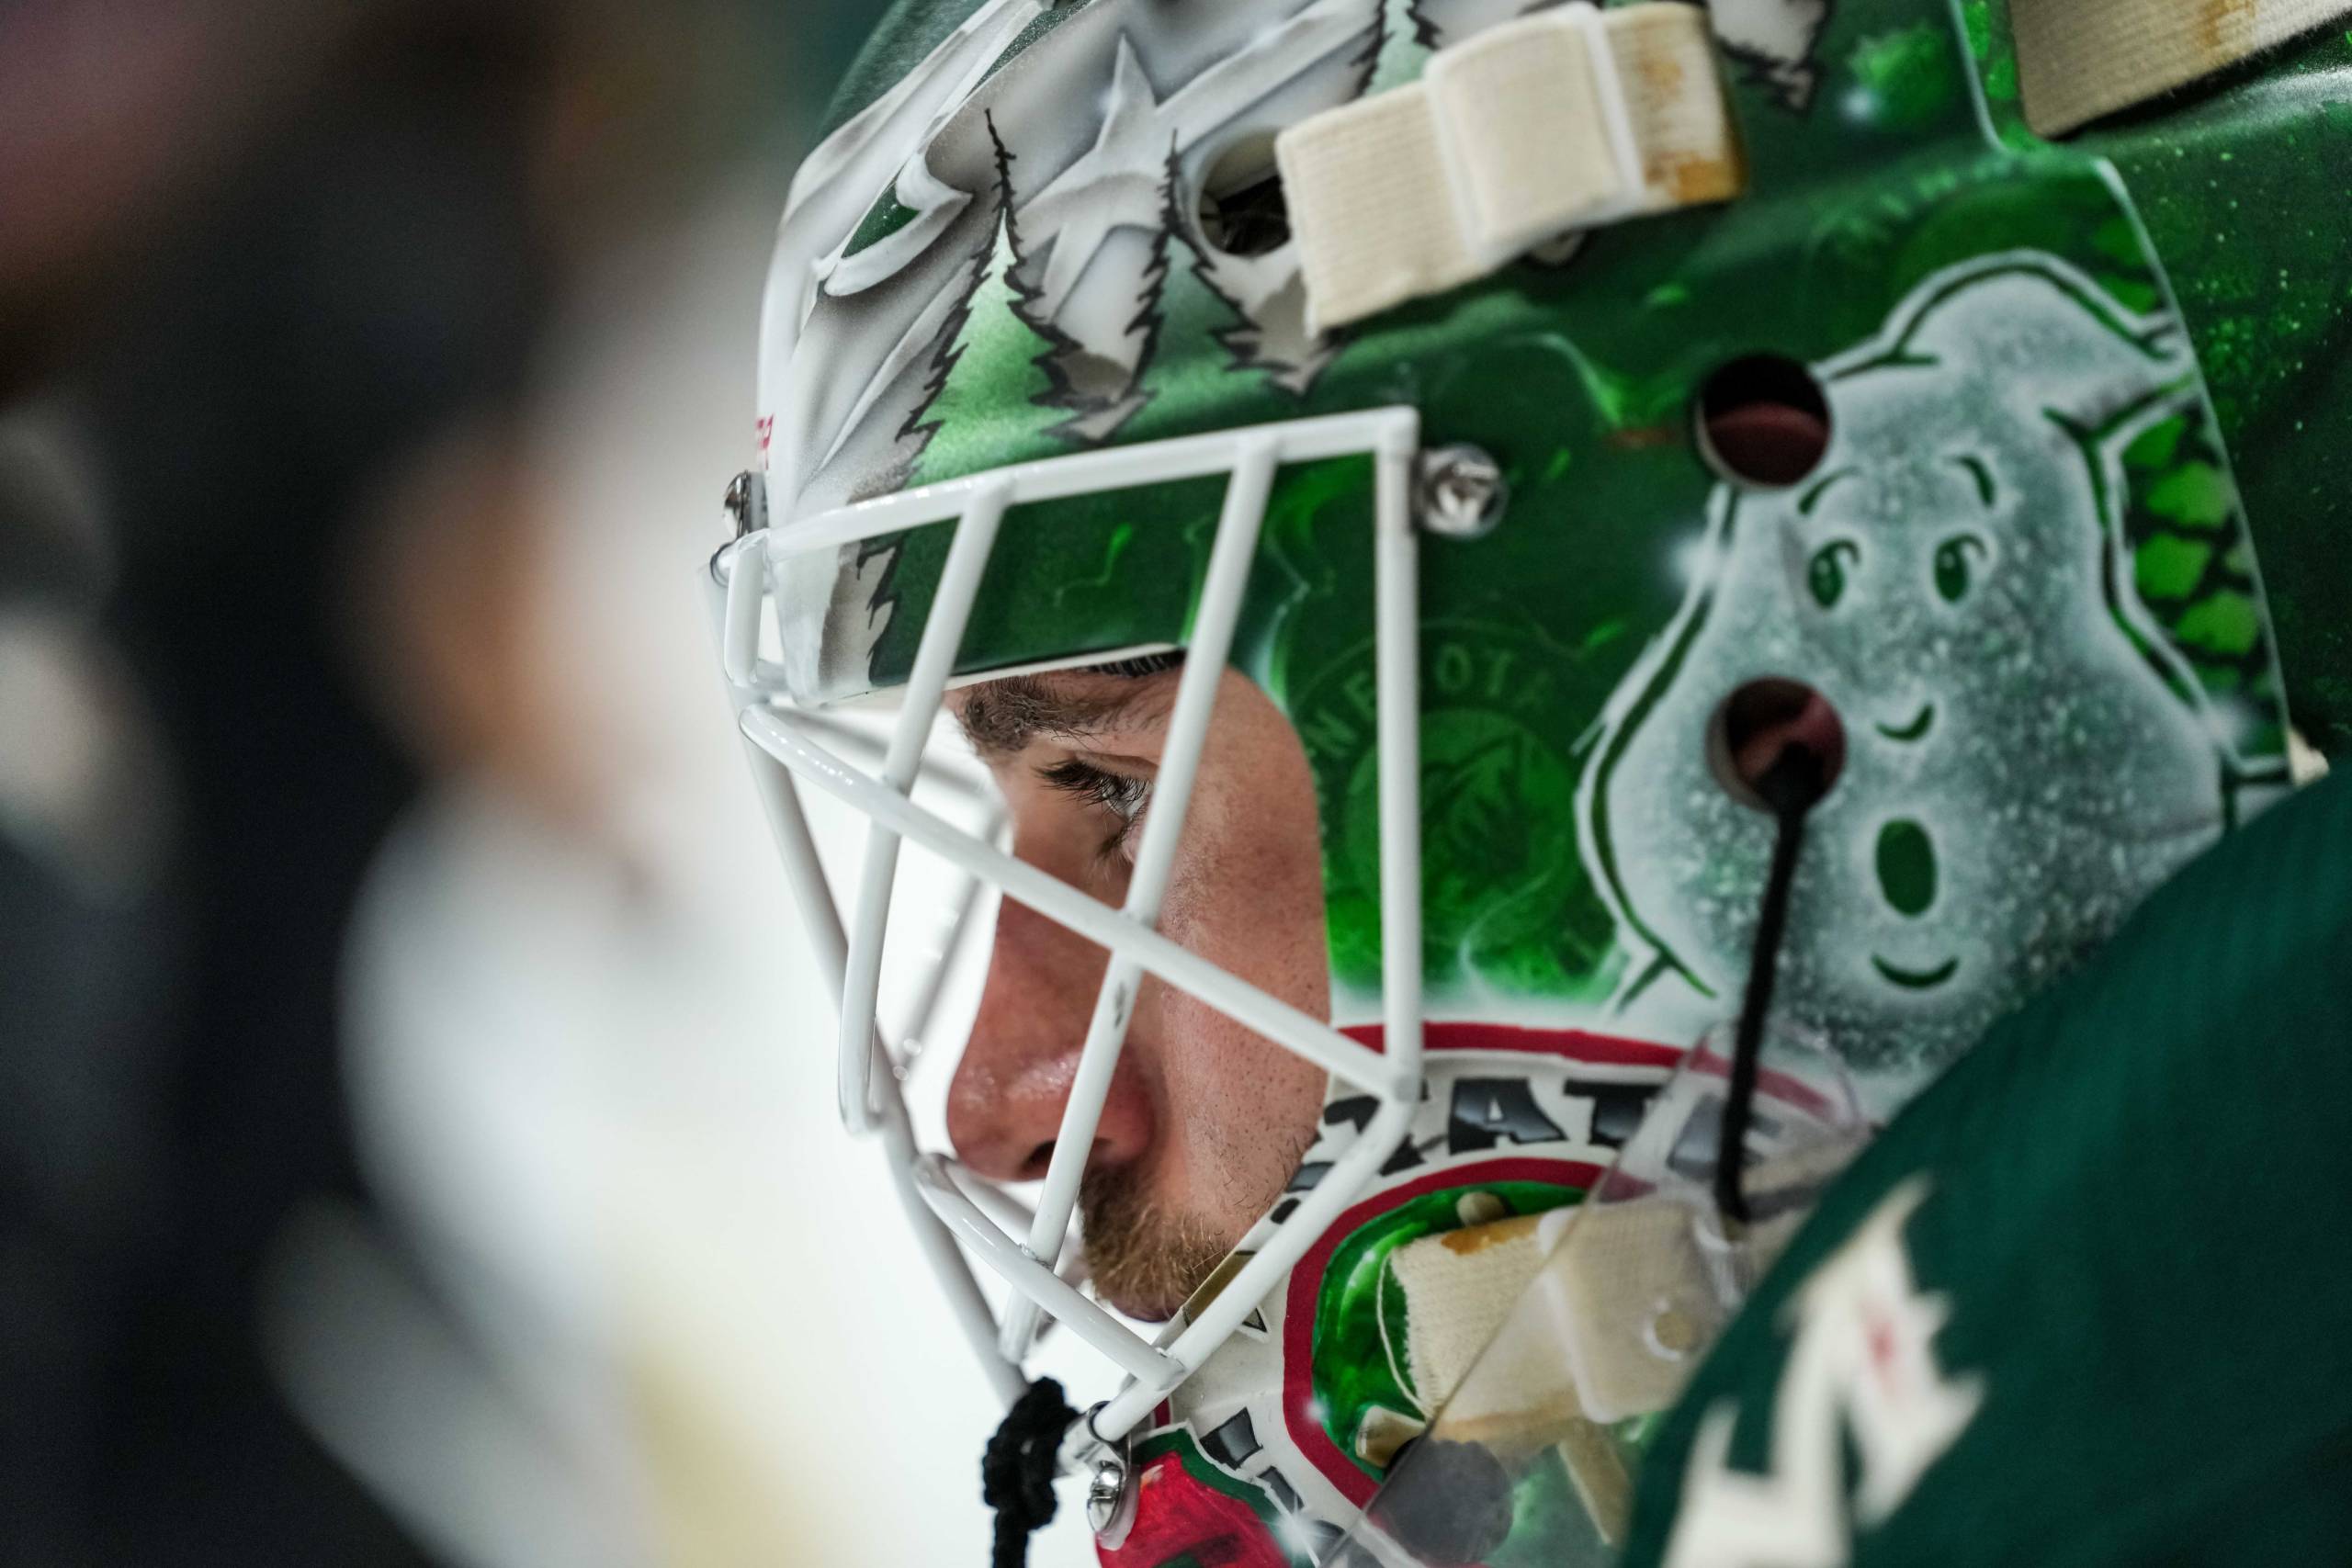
[955,668,1181,759]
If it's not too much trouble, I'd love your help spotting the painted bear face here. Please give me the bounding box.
[1594,260,2227,1097]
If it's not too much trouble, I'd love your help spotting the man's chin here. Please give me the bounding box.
[1097,1285,1186,1325]
[1080,1177,1243,1326]
[1090,1247,1234,1325]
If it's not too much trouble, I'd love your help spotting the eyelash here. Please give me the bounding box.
[1036,758,1152,858]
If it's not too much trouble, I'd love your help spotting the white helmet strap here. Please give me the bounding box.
[1276,1,1742,333]
[2012,0,2352,136]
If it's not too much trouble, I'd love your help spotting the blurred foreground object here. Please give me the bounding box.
[1616,767,2352,1567]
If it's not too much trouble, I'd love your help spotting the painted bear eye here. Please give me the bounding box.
[1935,534,1988,604]
[1808,539,1860,609]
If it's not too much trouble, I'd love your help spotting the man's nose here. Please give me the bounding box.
[945,897,1155,1183]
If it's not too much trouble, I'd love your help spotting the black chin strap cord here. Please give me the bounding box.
[983,1378,1077,1568]
[1715,748,1826,1227]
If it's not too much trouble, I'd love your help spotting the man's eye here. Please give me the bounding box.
[1037,759,1149,817]
[1037,758,1153,852]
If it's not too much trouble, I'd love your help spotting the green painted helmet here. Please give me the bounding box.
[711,0,2349,1560]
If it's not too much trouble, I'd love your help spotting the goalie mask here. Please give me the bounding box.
[709,0,2345,1561]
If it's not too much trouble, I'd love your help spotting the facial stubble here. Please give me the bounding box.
[1078,1119,1321,1321]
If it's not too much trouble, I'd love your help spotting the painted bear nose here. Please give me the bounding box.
[1876,818,1937,917]
[1721,681,1847,809]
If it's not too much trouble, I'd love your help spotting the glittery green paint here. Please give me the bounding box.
[1964,6,2352,747]
[1848,24,1963,131]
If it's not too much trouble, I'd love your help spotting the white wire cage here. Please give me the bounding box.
[708,407,1432,1448]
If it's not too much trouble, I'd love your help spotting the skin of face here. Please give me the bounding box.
[944,663,1331,1321]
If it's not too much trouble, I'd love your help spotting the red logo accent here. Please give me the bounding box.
[1348,1022,1840,1120]
[1866,1311,1899,1385]
[1340,1021,1684,1068]
[1097,1450,1292,1568]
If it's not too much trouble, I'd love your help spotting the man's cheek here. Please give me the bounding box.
[1154,987,1324,1190]
[1159,830,1317,995]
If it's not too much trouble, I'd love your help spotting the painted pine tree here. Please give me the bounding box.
[1191,237,1341,397]
[1353,0,1435,95]
[1115,148,1190,426]
[904,126,1073,484]
[1119,146,1280,439]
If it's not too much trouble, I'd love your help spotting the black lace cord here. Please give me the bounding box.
[982,1378,1077,1568]
[1714,748,1826,1227]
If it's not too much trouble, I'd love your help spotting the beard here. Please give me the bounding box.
[1077,1165,1238,1322]
[1078,1117,1319,1322]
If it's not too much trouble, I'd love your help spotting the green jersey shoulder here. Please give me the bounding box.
[1623,770,2352,1567]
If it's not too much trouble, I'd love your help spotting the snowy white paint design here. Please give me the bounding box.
[823,153,971,299]
[1589,255,2228,1100]
[1015,0,1369,424]
[763,0,1050,497]
[766,0,1849,513]
[772,0,1383,509]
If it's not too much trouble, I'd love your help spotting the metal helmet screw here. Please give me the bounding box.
[1084,1449,1134,1543]
[723,469,768,538]
[1414,445,1508,538]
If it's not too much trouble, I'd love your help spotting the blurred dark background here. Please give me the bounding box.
[0,5,944,1564]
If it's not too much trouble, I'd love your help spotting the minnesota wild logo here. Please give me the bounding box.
[1293,619,1625,1006]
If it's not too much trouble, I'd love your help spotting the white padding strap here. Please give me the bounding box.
[2013,0,2352,137]
[1277,1,1740,333]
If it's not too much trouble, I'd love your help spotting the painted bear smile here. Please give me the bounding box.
[1871,954,1960,990]
[1875,703,1936,743]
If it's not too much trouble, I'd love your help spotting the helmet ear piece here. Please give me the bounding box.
[1845,256,2187,430]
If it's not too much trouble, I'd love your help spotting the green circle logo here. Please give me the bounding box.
[1290,621,1623,1001]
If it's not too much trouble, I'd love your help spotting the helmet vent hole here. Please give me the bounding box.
[1196,139,1290,257]
[1695,355,1832,489]
[1709,678,1845,813]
